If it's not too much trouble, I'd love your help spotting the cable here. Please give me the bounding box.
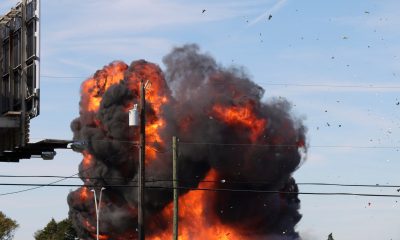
[179,141,400,149]
[297,182,400,188]
[0,167,93,197]
[0,175,399,189]
[0,183,399,198]
[40,75,87,79]
[260,83,400,89]
[39,76,400,89]
[24,137,400,150]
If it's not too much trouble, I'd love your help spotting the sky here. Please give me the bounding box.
[1,0,400,239]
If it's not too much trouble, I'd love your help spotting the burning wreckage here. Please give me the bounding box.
[68,44,307,239]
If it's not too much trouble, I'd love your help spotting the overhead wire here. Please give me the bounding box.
[0,166,93,197]
[0,175,399,189]
[179,141,400,149]
[0,183,399,198]
[2,136,397,197]
[25,137,400,150]
[39,75,400,89]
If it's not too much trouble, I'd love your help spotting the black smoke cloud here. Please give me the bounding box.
[68,44,307,239]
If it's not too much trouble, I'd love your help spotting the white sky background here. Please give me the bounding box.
[1,0,400,239]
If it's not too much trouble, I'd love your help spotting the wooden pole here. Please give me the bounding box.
[172,136,178,240]
[138,80,146,240]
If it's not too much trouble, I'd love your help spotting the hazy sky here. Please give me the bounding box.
[1,0,400,239]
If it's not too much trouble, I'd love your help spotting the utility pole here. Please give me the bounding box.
[172,136,178,240]
[138,79,146,240]
[128,80,149,240]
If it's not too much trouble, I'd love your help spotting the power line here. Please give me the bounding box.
[297,182,400,188]
[0,167,93,197]
[261,83,400,89]
[179,141,400,149]
[0,175,399,189]
[39,75,400,89]
[26,137,400,150]
[0,183,399,198]
[41,75,87,79]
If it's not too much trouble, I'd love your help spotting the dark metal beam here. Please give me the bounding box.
[0,139,72,162]
[0,116,20,128]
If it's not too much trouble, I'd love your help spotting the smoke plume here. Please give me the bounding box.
[68,44,307,240]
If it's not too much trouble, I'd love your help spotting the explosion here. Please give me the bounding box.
[68,44,307,239]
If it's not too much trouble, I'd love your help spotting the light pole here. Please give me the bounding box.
[91,187,106,240]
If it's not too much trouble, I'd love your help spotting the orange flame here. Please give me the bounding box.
[81,62,128,113]
[212,104,266,142]
[82,151,93,168]
[80,61,171,164]
[125,62,171,162]
[149,170,246,240]
[79,187,90,201]
[91,233,109,240]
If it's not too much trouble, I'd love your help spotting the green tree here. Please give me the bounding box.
[0,211,18,240]
[34,218,77,240]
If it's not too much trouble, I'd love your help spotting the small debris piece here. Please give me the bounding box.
[365,11,370,14]
[268,14,272,20]
[202,9,206,13]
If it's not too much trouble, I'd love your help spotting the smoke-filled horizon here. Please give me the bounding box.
[68,44,307,240]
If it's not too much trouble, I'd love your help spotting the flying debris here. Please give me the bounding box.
[202,9,206,13]
[364,11,370,14]
[268,14,273,20]
[328,233,335,240]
